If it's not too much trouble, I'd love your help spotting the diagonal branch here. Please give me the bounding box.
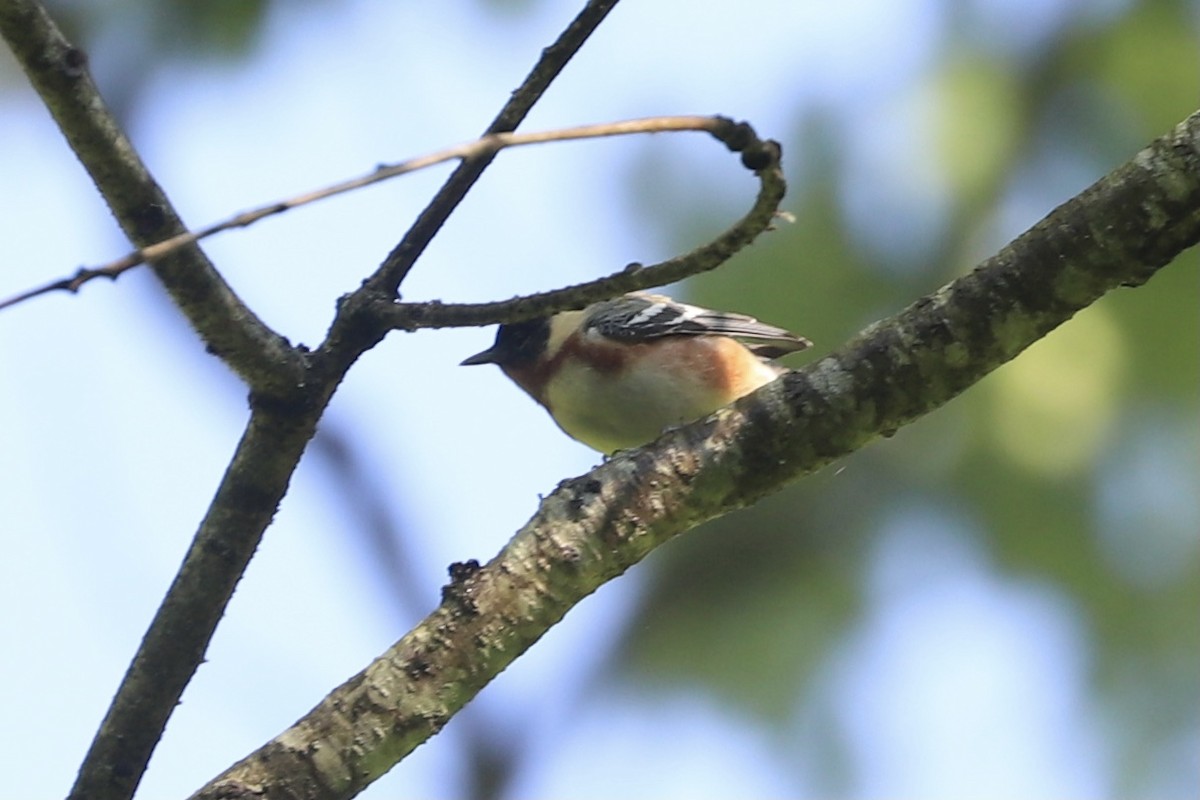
[67,403,327,800]
[190,110,1200,800]
[0,0,304,394]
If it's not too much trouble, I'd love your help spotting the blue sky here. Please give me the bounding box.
[3,1,1189,798]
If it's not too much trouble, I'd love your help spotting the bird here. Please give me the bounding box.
[461,291,811,454]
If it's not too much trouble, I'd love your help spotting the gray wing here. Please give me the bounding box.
[585,292,811,358]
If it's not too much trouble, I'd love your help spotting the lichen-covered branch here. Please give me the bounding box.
[192,111,1200,800]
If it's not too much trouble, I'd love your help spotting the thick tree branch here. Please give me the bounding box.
[0,0,304,394]
[192,109,1200,800]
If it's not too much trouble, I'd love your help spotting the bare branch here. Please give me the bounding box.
[0,115,724,313]
[192,110,1200,800]
[0,0,304,394]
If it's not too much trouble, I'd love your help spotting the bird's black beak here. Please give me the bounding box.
[460,347,500,366]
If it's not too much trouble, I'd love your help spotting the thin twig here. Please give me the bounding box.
[0,116,714,313]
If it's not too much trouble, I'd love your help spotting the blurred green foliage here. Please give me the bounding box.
[616,2,1198,796]
[48,0,274,57]
[28,0,288,115]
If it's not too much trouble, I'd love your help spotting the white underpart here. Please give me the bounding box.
[545,333,782,454]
